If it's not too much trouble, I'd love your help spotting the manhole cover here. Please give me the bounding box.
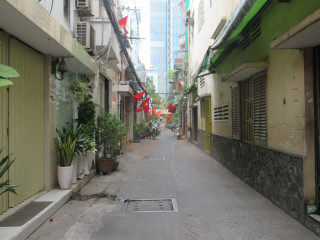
[125,198,178,212]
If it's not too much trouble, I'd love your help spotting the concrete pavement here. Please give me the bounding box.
[28,128,319,239]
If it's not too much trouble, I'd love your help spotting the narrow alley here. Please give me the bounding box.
[28,128,319,240]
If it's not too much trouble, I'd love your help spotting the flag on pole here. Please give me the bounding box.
[156,111,161,118]
[118,16,129,34]
[133,90,146,103]
[152,106,156,115]
[178,81,182,90]
[136,104,142,112]
[141,98,150,112]
[164,114,167,119]
[170,113,173,121]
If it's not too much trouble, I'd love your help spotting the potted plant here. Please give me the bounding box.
[113,117,127,170]
[55,125,78,189]
[133,123,141,143]
[77,94,97,175]
[96,111,126,174]
[69,79,88,104]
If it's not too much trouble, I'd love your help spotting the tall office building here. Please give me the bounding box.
[150,0,183,97]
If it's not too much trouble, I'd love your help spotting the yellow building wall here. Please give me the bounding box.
[267,49,306,156]
[211,74,233,137]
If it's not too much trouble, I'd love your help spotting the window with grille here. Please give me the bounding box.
[231,85,241,139]
[239,19,261,50]
[198,0,204,32]
[252,72,267,143]
[214,104,229,121]
[231,71,267,143]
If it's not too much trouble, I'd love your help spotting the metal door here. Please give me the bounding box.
[0,32,44,213]
[204,97,211,154]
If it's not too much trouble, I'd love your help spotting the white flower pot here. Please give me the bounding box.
[83,154,90,175]
[72,156,78,184]
[57,165,73,190]
[88,152,95,171]
[77,156,84,180]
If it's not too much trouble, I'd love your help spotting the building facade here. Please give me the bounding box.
[187,0,320,235]
[0,0,143,215]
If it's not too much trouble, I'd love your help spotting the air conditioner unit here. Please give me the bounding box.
[76,22,96,54]
[77,0,90,8]
[185,17,194,27]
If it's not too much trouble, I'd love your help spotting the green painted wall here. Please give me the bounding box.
[217,0,320,76]
[56,72,76,131]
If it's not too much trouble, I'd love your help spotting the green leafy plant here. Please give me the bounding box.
[0,148,18,196]
[133,123,141,140]
[55,123,84,166]
[96,111,126,162]
[0,64,20,87]
[69,79,88,104]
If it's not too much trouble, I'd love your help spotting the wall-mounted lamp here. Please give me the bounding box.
[52,58,68,80]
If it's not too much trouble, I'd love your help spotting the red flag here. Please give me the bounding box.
[133,90,146,103]
[136,104,142,112]
[168,103,177,113]
[156,111,161,118]
[141,98,150,112]
[170,113,173,121]
[152,106,156,115]
[178,81,182,89]
[118,16,128,34]
[164,114,167,119]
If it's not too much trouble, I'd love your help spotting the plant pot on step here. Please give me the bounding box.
[57,165,73,190]
[98,158,114,174]
[77,155,85,180]
[113,161,119,171]
[71,156,79,184]
[86,152,95,175]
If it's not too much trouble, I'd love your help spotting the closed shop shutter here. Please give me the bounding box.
[0,32,44,213]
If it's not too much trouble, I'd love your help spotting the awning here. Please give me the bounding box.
[270,8,320,49]
[210,0,269,67]
[195,93,211,102]
[222,62,268,82]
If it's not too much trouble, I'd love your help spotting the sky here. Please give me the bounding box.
[132,0,150,68]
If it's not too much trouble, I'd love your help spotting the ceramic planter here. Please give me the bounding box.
[86,152,95,174]
[77,156,84,180]
[57,165,73,190]
[98,158,114,174]
[72,156,78,184]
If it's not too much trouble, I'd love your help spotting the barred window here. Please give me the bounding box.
[231,85,241,139]
[231,71,267,143]
[214,104,229,121]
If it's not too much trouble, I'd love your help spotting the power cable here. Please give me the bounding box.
[101,0,145,91]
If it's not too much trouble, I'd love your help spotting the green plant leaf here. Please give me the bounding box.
[0,64,20,78]
[0,78,14,87]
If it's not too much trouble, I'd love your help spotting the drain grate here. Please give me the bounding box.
[0,201,52,227]
[125,198,178,212]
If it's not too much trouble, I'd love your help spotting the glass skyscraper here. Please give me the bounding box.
[150,0,183,97]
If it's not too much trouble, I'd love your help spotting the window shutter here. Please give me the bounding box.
[252,71,267,143]
[231,85,241,139]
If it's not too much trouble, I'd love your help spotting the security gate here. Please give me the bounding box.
[0,31,44,214]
